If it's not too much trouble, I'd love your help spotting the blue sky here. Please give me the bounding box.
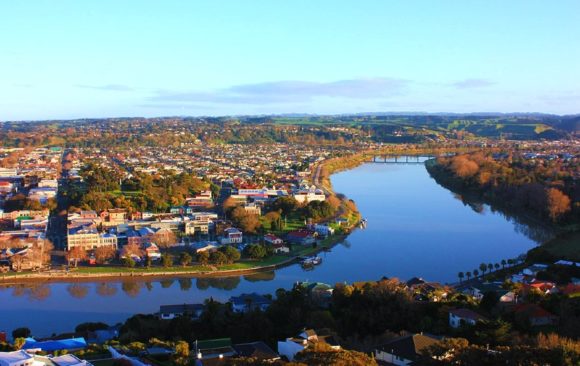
[1,1,579,120]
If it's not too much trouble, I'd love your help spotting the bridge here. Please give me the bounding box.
[370,155,436,164]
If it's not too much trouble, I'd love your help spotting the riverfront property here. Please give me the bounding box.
[0,159,540,336]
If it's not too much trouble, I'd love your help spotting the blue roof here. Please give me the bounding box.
[23,337,87,351]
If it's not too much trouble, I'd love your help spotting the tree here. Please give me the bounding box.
[244,244,267,260]
[210,251,228,265]
[501,259,507,269]
[466,271,472,281]
[153,229,178,250]
[123,257,136,268]
[230,207,261,234]
[546,188,571,221]
[473,269,479,278]
[264,211,283,231]
[179,252,192,267]
[197,251,209,266]
[219,246,241,263]
[479,263,487,276]
[458,271,464,283]
[13,338,26,350]
[67,246,88,267]
[12,328,31,339]
[173,341,190,366]
[487,263,493,273]
[494,263,500,271]
[271,196,298,216]
[162,253,173,268]
[95,246,116,264]
[121,243,144,259]
[223,197,240,213]
[294,342,377,366]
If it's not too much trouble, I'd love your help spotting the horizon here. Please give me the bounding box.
[2,110,580,124]
[2,1,580,120]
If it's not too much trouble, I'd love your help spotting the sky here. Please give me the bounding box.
[1,1,579,120]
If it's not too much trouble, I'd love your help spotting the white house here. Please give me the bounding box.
[220,228,243,245]
[0,351,34,366]
[449,308,487,328]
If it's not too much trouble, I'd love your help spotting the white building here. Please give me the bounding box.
[0,350,34,366]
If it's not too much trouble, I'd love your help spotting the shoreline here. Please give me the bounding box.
[0,232,351,285]
[0,148,476,286]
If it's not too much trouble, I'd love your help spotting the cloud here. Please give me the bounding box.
[75,84,134,91]
[452,78,495,89]
[150,78,409,105]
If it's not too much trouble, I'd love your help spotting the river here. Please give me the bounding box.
[0,159,539,337]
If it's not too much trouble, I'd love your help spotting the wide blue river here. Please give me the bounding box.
[0,160,539,336]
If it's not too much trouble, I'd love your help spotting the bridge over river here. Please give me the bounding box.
[370,155,436,164]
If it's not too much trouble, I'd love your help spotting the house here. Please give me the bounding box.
[0,350,34,366]
[374,333,440,366]
[229,293,271,313]
[463,283,516,303]
[514,304,558,327]
[233,342,280,362]
[186,191,214,209]
[313,224,334,237]
[522,264,549,277]
[242,203,261,216]
[159,304,205,320]
[272,243,290,254]
[277,329,340,361]
[449,308,487,328]
[144,243,161,260]
[286,230,316,245]
[220,228,242,245]
[193,338,236,361]
[263,234,283,245]
[50,354,93,366]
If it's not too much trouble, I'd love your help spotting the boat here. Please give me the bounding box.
[301,256,322,267]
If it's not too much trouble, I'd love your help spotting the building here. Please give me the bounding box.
[229,293,271,313]
[286,230,316,245]
[292,187,325,204]
[242,203,261,216]
[263,234,283,245]
[159,304,205,320]
[277,329,340,361]
[449,308,487,328]
[374,333,440,366]
[0,350,34,366]
[220,228,242,245]
[67,225,118,251]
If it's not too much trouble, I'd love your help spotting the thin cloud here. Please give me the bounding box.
[75,84,134,91]
[452,78,495,89]
[151,78,410,105]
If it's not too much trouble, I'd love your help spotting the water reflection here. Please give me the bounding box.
[244,271,276,282]
[11,284,51,301]
[159,279,174,289]
[67,283,89,299]
[178,278,192,291]
[121,281,142,297]
[96,282,117,297]
[196,276,241,291]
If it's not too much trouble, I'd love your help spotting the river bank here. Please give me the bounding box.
[425,158,580,262]
[0,232,351,285]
